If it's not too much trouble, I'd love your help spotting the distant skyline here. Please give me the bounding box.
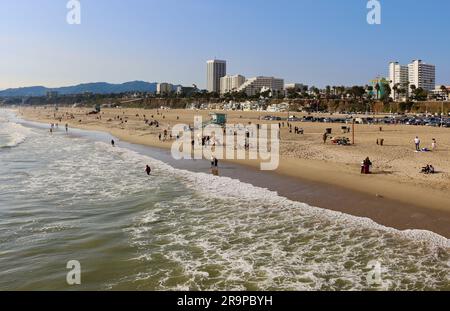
[1,0,450,90]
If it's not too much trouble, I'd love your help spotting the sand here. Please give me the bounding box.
[17,106,450,216]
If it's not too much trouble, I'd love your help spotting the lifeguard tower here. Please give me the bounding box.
[209,113,227,127]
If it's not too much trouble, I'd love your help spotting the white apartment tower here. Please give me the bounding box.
[207,59,227,93]
[389,62,409,99]
[389,62,409,87]
[220,75,246,94]
[408,59,436,91]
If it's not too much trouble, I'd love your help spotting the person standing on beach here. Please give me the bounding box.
[65,123,69,133]
[145,165,151,176]
[323,132,328,144]
[432,138,437,151]
[414,136,421,151]
[111,139,115,147]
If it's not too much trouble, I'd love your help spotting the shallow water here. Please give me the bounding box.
[0,109,449,290]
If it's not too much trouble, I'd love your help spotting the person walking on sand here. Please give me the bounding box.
[145,165,151,176]
[323,132,328,144]
[414,136,421,152]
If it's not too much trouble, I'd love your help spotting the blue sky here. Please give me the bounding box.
[1,0,449,90]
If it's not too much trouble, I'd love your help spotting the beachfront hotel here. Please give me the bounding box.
[206,59,227,93]
[237,76,284,96]
[408,59,436,91]
[219,74,246,94]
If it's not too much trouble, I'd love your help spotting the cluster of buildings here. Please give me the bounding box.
[156,58,447,102]
[388,59,448,100]
[206,59,289,97]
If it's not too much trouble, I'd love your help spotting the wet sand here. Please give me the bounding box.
[126,141,450,239]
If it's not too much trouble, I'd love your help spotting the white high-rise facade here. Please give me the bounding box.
[207,60,227,93]
[389,62,409,99]
[408,59,435,91]
[389,62,408,86]
[220,75,246,94]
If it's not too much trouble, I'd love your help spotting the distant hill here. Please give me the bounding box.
[0,81,158,97]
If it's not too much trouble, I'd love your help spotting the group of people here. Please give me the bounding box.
[414,136,437,152]
[290,126,304,135]
[158,129,172,142]
[421,165,435,174]
[49,123,69,133]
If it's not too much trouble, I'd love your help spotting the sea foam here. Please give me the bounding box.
[102,141,450,249]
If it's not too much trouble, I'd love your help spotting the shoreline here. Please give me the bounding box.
[14,107,450,238]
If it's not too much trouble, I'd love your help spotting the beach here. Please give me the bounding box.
[14,106,450,237]
[1,108,449,290]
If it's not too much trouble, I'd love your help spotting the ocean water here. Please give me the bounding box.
[0,109,449,291]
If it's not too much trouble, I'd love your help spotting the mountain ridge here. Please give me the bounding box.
[0,81,158,97]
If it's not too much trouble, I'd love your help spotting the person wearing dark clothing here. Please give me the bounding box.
[111,139,115,147]
[361,157,372,174]
[145,165,151,176]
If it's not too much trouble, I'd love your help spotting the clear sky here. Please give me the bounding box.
[1,0,449,90]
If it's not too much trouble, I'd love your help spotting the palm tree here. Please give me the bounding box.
[392,83,399,102]
[440,85,448,100]
[374,83,380,100]
[410,84,417,101]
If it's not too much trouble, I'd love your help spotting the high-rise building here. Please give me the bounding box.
[220,75,246,94]
[389,62,409,99]
[237,76,284,96]
[157,83,173,95]
[408,59,436,91]
[206,60,226,93]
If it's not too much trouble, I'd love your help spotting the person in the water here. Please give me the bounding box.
[145,165,151,176]
[111,139,115,147]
